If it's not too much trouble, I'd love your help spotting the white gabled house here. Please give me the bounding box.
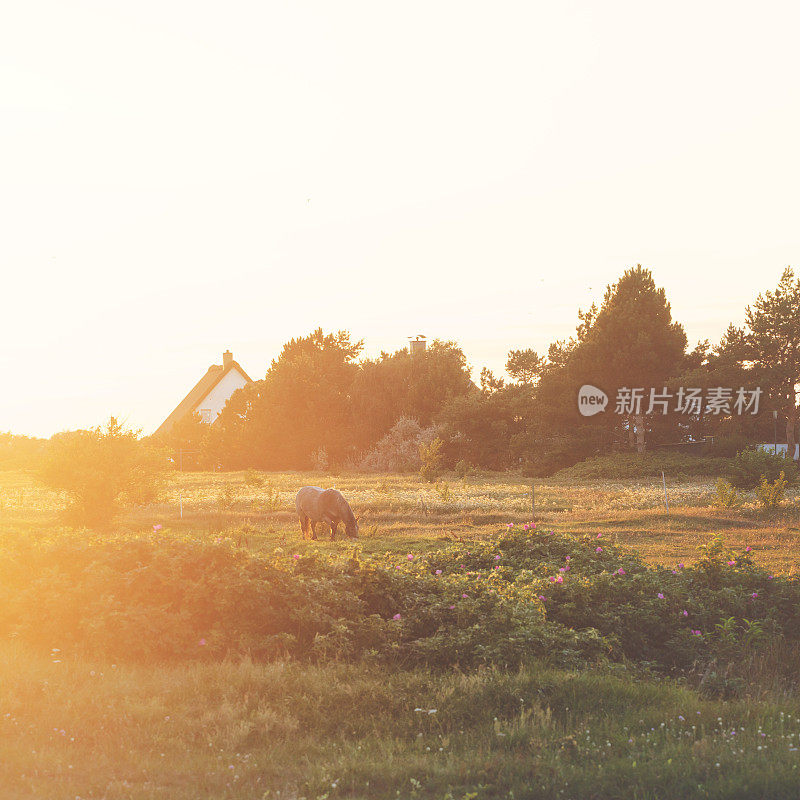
[155,350,252,436]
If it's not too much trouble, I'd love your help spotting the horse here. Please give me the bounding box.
[294,486,359,540]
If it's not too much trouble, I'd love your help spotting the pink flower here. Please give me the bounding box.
[751,592,758,599]
[671,570,678,574]
[494,555,501,561]
[407,554,414,561]
[727,560,736,566]
[657,593,664,599]
[597,533,602,539]
[507,523,514,528]
[745,546,752,552]
[677,563,684,569]
[559,567,566,573]
[449,604,455,609]
[616,568,625,575]
[768,575,775,580]
[461,593,468,598]
[538,595,547,601]
[682,610,689,617]
[565,555,571,561]
[199,638,207,646]
[555,575,563,584]
[153,524,162,532]
[691,630,702,636]
[435,569,442,575]
[392,613,402,620]
[293,554,300,559]
[596,547,603,553]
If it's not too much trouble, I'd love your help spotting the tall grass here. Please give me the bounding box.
[2,643,799,799]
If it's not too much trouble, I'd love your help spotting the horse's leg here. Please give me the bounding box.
[329,520,338,541]
[310,521,318,540]
[299,513,309,538]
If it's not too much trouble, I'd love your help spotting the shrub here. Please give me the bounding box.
[360,417,439,473]
[311,446,329,471]
[38,417,167,527]
[419,437,444,482]
[433,480,451,502]
[244,469,265,487]
[3,526,799,678]
[454,459,472,480]
[728,447,798,490]
[0,432,47,470]
[714,478,743,508]
[215,484,240,513]
[707,434,751,458]
[754,471,788,508]
[553,452,731,481]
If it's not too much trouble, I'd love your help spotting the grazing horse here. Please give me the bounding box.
[295,486,359,540]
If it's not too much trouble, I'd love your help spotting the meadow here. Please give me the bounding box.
[2,467,800,799]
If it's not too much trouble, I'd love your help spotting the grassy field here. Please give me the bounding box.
[3,467,800,798]
[4,467,800,572]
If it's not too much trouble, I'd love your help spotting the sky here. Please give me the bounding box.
[2,1,800,437]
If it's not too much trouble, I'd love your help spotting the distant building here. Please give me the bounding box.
[154,350,252,437]
[409,335,427,355]
[756,443,800,460]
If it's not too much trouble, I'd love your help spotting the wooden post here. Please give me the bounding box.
[531,484,535,521]
[661,470,669,515]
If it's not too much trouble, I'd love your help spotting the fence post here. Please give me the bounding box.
[661,470,669,515]
[531,484,535,521]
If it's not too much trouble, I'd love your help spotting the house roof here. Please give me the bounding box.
[154,357,253,437]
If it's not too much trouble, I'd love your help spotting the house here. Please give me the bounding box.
[756,443,800,460]
[154,350,253,437]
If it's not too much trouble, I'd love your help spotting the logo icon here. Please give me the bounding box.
[578,384,608,416]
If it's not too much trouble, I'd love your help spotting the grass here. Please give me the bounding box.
[2,643,800,799]
[4,467,799,571]
[4,467,800,797]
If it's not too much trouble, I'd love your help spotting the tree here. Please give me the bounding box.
[506,349,544,385]
[40,417,167,527]
[479,367,505,393]
[350,340,474,451]
[668,327,764,447]
[743,267,800,452]
[214,329,363,469]
[155,411,215,470]
[534,266,687,455]
[569,266,687,451]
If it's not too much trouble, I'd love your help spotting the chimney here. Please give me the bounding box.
[409,336,427,356]
[223,350,233,368]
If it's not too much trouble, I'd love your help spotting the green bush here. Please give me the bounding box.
[728,447,798,490]
[453,459,472,479]
[419,437,444,482]
[38,418,167,527]
[714,478,743,508]
[754,471,788,508]
[2,526,799,677]
[553,452,731,480]
[707,433,752,458]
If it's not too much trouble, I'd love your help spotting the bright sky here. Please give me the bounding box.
[3,1,800,437]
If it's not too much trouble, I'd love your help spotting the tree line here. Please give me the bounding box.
[155,265,800,475]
